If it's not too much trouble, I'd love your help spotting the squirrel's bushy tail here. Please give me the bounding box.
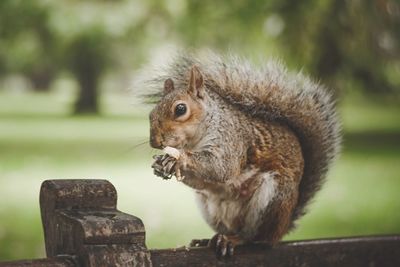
[156,52,342,225]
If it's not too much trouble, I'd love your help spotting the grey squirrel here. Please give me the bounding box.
[146,52,341,256]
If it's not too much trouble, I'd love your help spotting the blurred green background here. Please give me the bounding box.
[0,0,399,261]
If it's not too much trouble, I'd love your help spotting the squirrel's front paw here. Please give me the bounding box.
[152,154,177,180]
[152,147,185,181]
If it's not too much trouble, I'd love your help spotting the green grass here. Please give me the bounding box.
[0,90,399,260]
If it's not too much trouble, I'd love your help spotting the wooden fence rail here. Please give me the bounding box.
[0,179,399,267]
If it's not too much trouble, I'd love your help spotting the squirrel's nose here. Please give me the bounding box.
[150,132,163,149]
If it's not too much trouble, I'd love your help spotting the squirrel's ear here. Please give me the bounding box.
[164,78,174,95]
[188,65,204,99]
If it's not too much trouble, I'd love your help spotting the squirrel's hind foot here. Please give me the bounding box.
[208,234,242,258]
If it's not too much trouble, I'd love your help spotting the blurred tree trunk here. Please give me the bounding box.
[27,68,54,92]
[66,28,110,115]
[74,69,99,114]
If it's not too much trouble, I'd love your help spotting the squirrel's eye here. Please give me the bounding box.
[174,103,187,117]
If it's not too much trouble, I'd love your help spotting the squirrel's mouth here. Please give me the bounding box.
[149,139,163,150]
[150,133,186,150]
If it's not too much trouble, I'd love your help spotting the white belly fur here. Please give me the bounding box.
[195,171,276,240]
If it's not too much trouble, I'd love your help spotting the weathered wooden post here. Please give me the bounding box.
[39,179,151,266]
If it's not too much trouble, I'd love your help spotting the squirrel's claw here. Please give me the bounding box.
[151,153,177,180]
[152,161,172,179]
[164,160,176,174]
[208,234,236,258]
[216,234,235,257]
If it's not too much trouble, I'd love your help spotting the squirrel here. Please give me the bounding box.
[146,52,341,257]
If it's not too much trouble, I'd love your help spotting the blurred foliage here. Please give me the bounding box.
[175,0,400,94]
[274,0,400,94]
[0,0,399,112]
[0,0,154,112]
[0,0,59,90]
